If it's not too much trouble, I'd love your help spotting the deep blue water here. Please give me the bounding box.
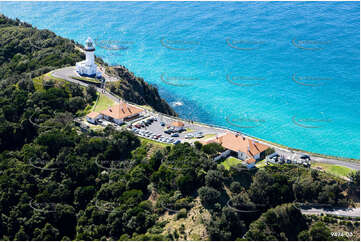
[1,1,359,159]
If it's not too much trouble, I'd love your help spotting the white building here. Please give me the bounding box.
[76,37,101,78]
[86,111,102,124]
[85,103,144,125]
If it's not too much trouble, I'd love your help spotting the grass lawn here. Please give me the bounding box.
[93,94,115,112]
[71,75,101,84]
[191,133,216,140]
[219,156,243,170]
[32,76,44,91]
[33,72,66,91]
[313,162,353,178]
[139,136,171,148]
[199,133,216,140]
[255,159,268,168]
[32,72,87,93]
[184,128,195,133]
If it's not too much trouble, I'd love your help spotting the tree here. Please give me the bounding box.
[309,221,331,240]
[74,186,96,209]
[198,186,220,208]
[244,204,307,241]
[14,226,28,241]
[67,96,85,113]
[35,223,60,241]
[248,170,293,207]
[201,143,224,156]
[176,174,196,195]
[348,171,360,196]
[69,83,83,97]
[298,230,310,240]
[230,181,242,194]
[194,141,202,150]
[86,85,97,102]
[205,170,223,190]
[311,169,319,180]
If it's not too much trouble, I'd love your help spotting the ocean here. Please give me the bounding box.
[0,1,359,159]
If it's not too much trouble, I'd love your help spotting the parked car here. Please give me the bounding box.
[178,127,186,132]
[195,133,204,138]
[300,154,311,160]
[173,140,181,145]
[164,130,172,134]
[185,134,193,139]
[171,133,179,137]
[160,122,165,126]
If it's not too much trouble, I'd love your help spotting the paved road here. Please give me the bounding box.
[275,148,359,171]
[51,66,359,172]
[51,66,120,103]
[300,206,360,218]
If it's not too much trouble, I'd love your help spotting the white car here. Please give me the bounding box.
[185,134,193,139]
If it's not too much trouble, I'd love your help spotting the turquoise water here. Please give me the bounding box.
[1,1,359,159]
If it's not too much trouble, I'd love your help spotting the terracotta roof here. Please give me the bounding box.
[87,111,101,119]
[100,103,143,120]
[171,121,185,127]
[199,139,215,145]
[246,157,256,164]
[212,132,269,159]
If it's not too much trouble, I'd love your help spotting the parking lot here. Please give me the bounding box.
[266,152,311,168]
[128,114,224,145]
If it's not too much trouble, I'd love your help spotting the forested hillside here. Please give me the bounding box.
[0,14,175,115]
[0,14,359,241]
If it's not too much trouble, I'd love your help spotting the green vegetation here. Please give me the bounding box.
[93,93,115,112]
[255,159,267,168]
[220,156,243,170]
[105,69,176,116]
[245,204,307,240]
[313,162,353,178]
[70,75,101,84]
[138,136,171,148]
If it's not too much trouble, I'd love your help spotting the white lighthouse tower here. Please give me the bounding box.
[76,37,100,77]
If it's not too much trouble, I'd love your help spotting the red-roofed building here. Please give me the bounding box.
[86,111,101,124]
[100,103,144,125]
[205,132,270,167]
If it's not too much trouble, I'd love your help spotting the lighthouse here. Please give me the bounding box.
[76,37,100,77]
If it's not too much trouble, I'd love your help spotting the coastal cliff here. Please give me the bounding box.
[0,14,176,116]
[105,65,177,116]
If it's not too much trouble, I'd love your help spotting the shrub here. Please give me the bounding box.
[176,208,187,220]
[230,181,242,193]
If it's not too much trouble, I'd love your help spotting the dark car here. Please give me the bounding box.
[164,130,172,134]
[171,133,179,137]
[160,122,165,126]
[178,127,186,132]
[300,154,310,160]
